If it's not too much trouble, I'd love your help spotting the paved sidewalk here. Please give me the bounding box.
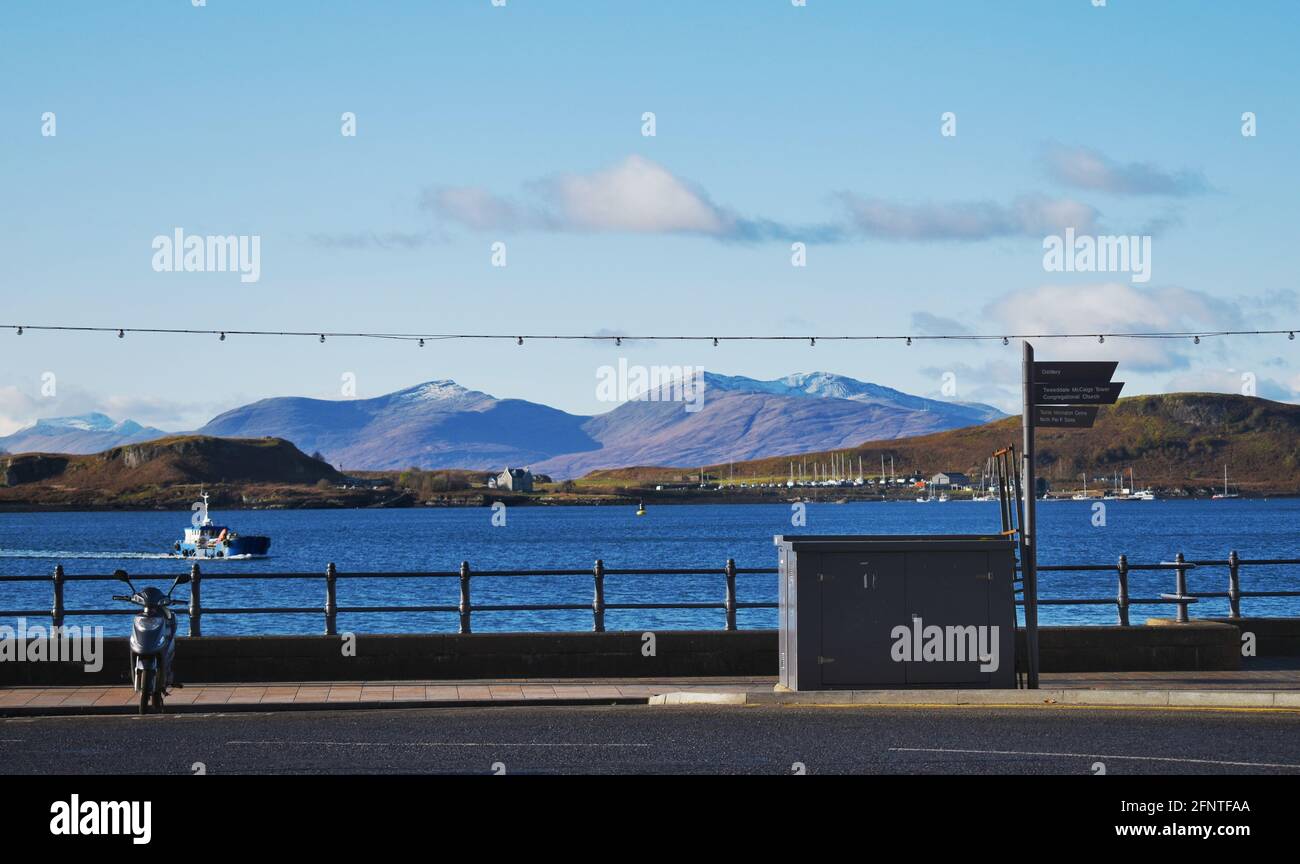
[0,677,767,716]
[4,661,1299,717]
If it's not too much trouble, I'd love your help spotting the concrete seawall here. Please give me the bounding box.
[3,620,1290,686]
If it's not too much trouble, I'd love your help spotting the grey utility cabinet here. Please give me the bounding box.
[775,535,1017,690]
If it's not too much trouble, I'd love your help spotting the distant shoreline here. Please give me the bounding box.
[0,489,1293,514]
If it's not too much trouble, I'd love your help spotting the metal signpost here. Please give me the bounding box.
[1021,344,1121,689]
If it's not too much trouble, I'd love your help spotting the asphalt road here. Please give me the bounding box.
[4,704,1300,775]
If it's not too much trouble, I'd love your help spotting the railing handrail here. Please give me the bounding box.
[1,550,1297,634]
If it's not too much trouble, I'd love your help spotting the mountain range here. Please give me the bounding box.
[0,373,1005,478]
[0,413,166,456]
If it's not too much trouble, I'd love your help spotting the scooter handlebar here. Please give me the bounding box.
[111,594,135,602]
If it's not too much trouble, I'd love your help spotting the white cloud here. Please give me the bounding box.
[0,385,221,439]
[983,282,1242,371]
[544,156,731,234]
[425,156,749,238]
[1164,368,1297,402]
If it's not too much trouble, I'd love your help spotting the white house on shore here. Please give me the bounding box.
[492,467,534,492]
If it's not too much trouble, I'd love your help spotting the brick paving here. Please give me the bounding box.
[3,661,1298,714]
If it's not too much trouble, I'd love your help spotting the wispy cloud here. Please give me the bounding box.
[911,312,973,336]
[837,193,1101,241]
[1042,144,1210,197]
[309,231,439,250]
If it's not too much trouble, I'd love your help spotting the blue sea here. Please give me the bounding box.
[1,500,1298,635]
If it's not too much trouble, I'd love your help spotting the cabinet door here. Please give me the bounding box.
[903,551,996,685]
[819,552,906,687]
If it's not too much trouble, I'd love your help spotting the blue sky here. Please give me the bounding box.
[2,0,1298,433]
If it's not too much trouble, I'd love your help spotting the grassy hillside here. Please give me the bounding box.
[583,394,1300,496]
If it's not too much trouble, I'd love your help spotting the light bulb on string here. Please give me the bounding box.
[118,329,124,339]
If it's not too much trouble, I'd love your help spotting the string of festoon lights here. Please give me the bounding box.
[2,324,1297,346]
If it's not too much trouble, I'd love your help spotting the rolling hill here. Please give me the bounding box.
[0,436,344,493]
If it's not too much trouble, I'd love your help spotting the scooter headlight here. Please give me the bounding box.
[135,617,163,631]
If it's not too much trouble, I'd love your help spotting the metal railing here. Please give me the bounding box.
[1,551,1298,634]
[0,559,773,636]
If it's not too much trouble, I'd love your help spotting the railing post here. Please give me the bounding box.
[724,558,737,631]
[1174,552,1189,624]
[592,559,605,633]
[1227,550,1241,619]
[51,564,64,629]
[188,562,202,637]
[324,562,337,636]
[459,561,472,634]
[1115,554,1129,627]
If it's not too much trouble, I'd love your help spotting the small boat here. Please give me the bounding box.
[172,492,271,559]
[1211,465,1239,500]
[636,500,647,516]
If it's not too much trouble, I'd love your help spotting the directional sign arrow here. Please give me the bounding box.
[1031,361,1118,384]
[1033,405,1099,428]
[1033,381,1125,405]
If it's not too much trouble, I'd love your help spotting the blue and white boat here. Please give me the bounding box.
[172,493,271,559]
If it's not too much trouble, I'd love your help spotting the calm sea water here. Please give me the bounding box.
[1,500,1297,635]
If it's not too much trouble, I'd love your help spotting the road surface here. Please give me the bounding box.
[4,704,1299,774]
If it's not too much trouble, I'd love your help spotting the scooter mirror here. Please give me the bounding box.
[175,573,191,586]
[114,569,131,585]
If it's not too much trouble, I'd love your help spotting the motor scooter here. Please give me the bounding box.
[112,569,189,715]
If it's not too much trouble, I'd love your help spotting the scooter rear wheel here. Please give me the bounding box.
[152,689,165,713]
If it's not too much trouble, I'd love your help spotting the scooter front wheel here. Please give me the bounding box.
[152,689,165,713]
[139,669,154,715]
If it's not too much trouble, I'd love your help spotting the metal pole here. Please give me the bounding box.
[51,564,65,629]
[592,559,605,633]
[325,562,337,636]
[188,562,202,637]
[1116,554,1130,627]
[1174,552,1189,624]
[1021,340,1040,688]
[459,561,472,634]
[724,558,738,631]
[1227,550,1241,619]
